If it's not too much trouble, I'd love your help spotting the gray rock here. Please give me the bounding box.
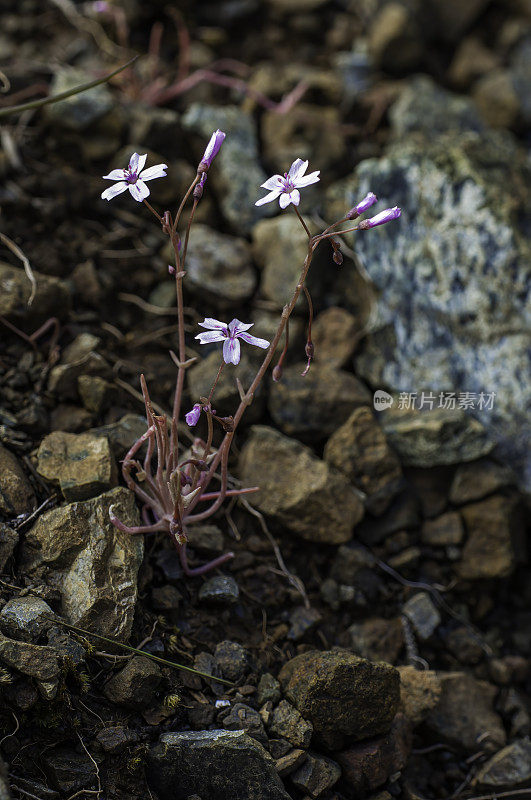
[252,214,321,310]
[239,426,364,544]
[347,618,404,664]
[0,261,71,324]
[324,406,403,515]
[198,575,240,605]
[186,523,225,554]
[268,364,371,440]
[0,524,18,572]
[326,124,531,491]
[389,75,484,137]
[89,413,148,460]
[45,67,113,130]
[95,725,139,754]
[475,740,531,788]
[147,730,291,800]
[291,753,341,798]
[269,700,313,749]
[458,494,525,579]
[380,407,493,468]
[44,749,97,794]
[511,37,531,127]
[287,606,322,641]
[0,444,35,516]
[0,596,54,642]
[403,592,441,640]
[182,104,273,234]
[223,702,268,745]
[275,748,307,777]
[426,672,506,752]
[279,650,400,749]
[166,224,255,308]
[22,487,144,641]
[188,350,266,424]
[256,673,282,707]
[449,460,515,504]
[36,431,117,502]
[214,640,250,682]
[103,655,162,710]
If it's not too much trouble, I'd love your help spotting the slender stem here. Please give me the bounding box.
[293,205,312,239]
[207,361,225,403]
[0,57,138,120]
[181,198,198,266]
[317,225,359,242]
[172,175,200,233]
[303,285,314,342]
[143,198,162,222]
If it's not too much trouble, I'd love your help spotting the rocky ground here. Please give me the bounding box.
[0,1,530,799]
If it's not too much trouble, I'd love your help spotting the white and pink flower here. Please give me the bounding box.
[195,318,270,365]
[255,158,320,209]
[101,152,167,202]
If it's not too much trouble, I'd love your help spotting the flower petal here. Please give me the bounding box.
[195,330,226,344]
[239,332,270,349]
[294,171,320,188]
[140,163,168,181]
[232,320,254,334]
[137,154,148,172]
[101,181,128,201]
[255,189,282,207]
[128,180,150,201]
[223,337,240,365]
[260,175,284,191]
[102,168,126,180]
[288,158,308,180]
[279,190,299,208]
[278,192,292,209]
[128,152,140,173]
[198,318,227,330]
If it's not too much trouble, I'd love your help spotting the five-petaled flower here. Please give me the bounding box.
[255,158,320,209]
[101,153,167,202]
[195,318,270,365]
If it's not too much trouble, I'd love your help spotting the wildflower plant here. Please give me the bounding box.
[102,132,400,576]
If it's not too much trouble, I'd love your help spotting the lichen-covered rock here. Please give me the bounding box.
[223,702,268,745]
[0,261,71,323]
[0,524,18,571]
[214,641,250,683]
[269,700,313,748]
[21,487,143,641]
[239,426,364,544]
[291,752,341,797]
[0,633,60,698]
[0,444,35,515]
[182,104,273,235]
[48,333,110,400]
[449,460,515,504]
[426,672,506,752]
[389,75,484,137]
[458,494,525,579]
[103,656,162,710]
[279,650,400,749]
[398,666,441,726]
[326,121,531,490]
[324,406,402,514]
[36,431,117,502]
[147,730,291,800]
[164,224,255,308]
[0,596,54,642]
[380,407,493,467]
[268,364,371,440]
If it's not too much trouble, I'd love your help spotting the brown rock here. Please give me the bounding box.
[368,3,423,71]
[261,104,346,173]
[0,524,18,571]
[239,426,364,544]
[269,364,371,441]
[421,512,464,546]
[312,307,360,369]
[347,618,404,664]
[0,261,70,323]
[0,444,35,516]
[448,37,500,89]
[275,749,307,777]
[269,701,313,749]
[324,407,402,515]
[473,70,520,128]
[336,714,412,795]
[103,656,162,710]
[291,752,341,797]
[398,666,441,726]
[279,650,400,750]
[449,460,514,504]
[426,672,506,752]
[458,494,524,579]
[36,431,117,502]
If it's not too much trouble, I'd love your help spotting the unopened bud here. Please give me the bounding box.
[305,341,314,360]
[333,248,343,265]
[198,129,226,173]
[272,364,283,382]
[193,173,207,200]
[214,415,234,432]
[347,191,378,219]
[168,264,175,275]
[358,206,401,230]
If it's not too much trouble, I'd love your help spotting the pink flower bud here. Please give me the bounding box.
[198,130,226,173]
[347,192,378,219]
[358,206,401,229]
[185,404,201,427]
